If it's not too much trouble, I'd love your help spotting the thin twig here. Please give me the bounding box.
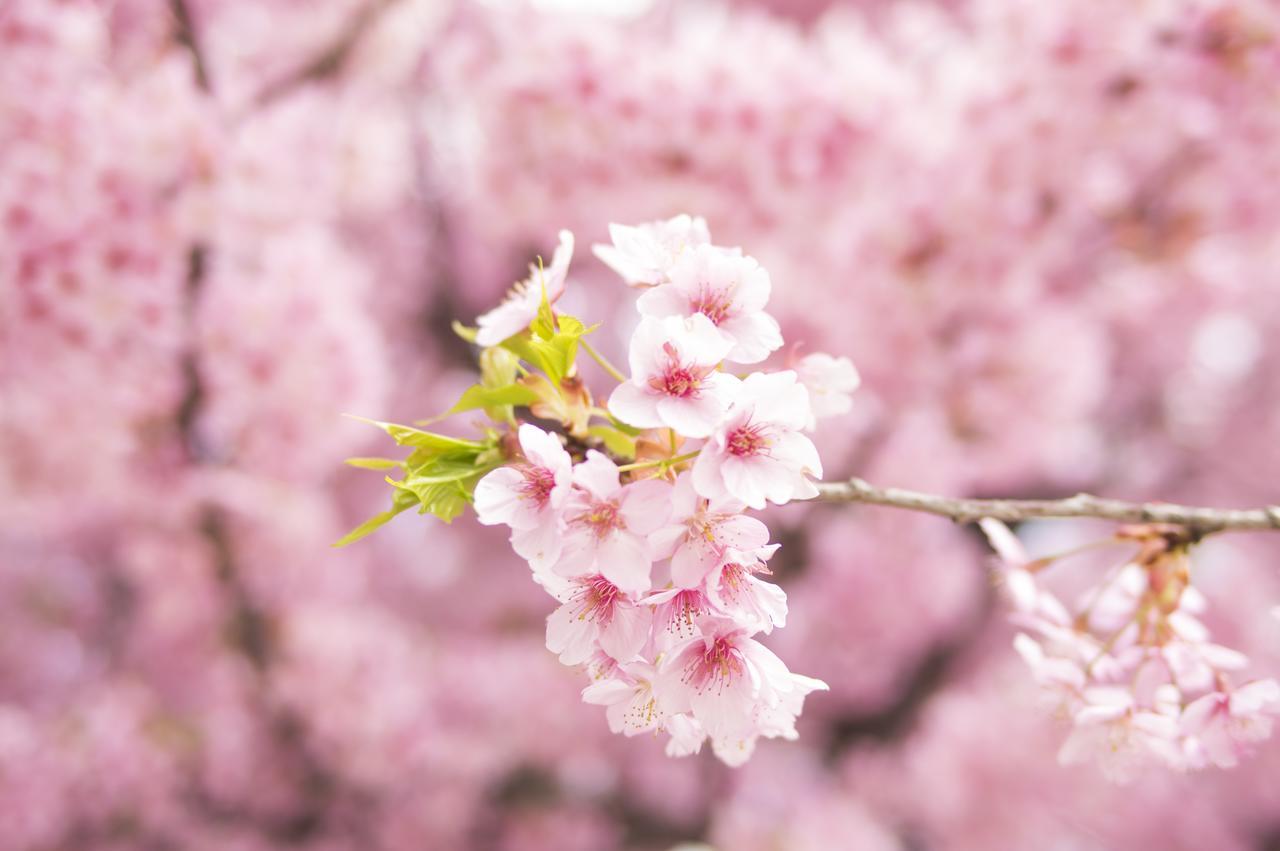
[813,478,1280,535]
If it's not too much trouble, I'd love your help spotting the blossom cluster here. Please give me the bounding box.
[355,215,860,765]
[983,519,1280,783]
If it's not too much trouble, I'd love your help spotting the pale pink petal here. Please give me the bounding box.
[655,393,728,438]
[518,424,568,470]
[472,467,526,526]
[598,603,652,661]
[650,525,688,561]
[582,678,634,707]
[719,310,782,364]
[546,602,598,666]
[720,456,780,510]
[597,533,653,593]
[572,450,621,499]
[635,283,691,319]
[608,381,664,430]
[511,521,563,571]
[691,446,730,502]
[671,541,717,589]
[619,479,673,535]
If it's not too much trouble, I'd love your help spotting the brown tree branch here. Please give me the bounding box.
[813,478,1280,535]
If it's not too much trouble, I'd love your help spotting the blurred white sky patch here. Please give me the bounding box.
[478,0,657,17]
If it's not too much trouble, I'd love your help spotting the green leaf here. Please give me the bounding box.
[344,457,403,470]
[390,466,488,524]
[530,260,557,341]
[480,346,520,388]
[588,425,637,460]
[497,308,597,385]
[445,383,540,416]
[346,415,485,455]
[333,487,418,547]
[397,458,487,485]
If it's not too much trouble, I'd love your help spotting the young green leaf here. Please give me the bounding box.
[346,415,486,455]
[588,425,637,460]
[344,457,403,470]
[333,487,418,547]
[445,383,540,416]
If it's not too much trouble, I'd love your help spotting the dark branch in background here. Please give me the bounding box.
[254,0,401,106]
[169,0,211,92]
[160,10,379,843]
[815,478,1280,537]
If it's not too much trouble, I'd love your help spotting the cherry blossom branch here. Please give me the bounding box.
[813,478,1280,536]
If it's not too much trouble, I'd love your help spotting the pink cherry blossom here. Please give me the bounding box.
[663,713,708,758]
[637,244,782,364]
[650,475,771,589]
[706,546,788,634]
[608,314,739,438]
[552,451,672,593]
[591,214,710,287]
[545,575,652,666]
[580,660,666,736]
[1057,685,1185,782]
[473,424,573,570]
[642,586,713,650]
[1180,680,1280,769]
[793,352,861,429]
[693,371,822,509]
[474,229,575,346]
[654,617,827,767]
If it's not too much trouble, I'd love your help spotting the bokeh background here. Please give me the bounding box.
[4,0,1280,848]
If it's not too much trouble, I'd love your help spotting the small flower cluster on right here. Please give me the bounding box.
[983,519,1280,783]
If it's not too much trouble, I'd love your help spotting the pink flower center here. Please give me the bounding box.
[726,422,771,457]
[662,589,709,639]
[648,342,712,399]
[518,464,557,508]
[683,635,745,694]
[576,498,625,539]
[573,575,622,625]
[691,284,733,326]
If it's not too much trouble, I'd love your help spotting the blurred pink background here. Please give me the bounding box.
[3,0,1280,848]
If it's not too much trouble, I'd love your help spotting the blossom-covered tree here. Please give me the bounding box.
[5,0,1280,849]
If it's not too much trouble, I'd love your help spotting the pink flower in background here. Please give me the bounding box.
[693,371,822,509]
[475,230,575,346]
[546,575,652,665]
[474,424,573,569]
[706,546,787,634]
[1181,680,1280,769]
[553,451,671,593]
[650,475,771,588]
[592,214,711,287]
[608,314,739,438]
[1058,686,1184,783]
[794,352,861,428]
[638,244,782,364]
[655,617,828,766]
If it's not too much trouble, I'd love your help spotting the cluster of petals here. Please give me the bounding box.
[469,218,861,764]
[982,519,1280,782]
